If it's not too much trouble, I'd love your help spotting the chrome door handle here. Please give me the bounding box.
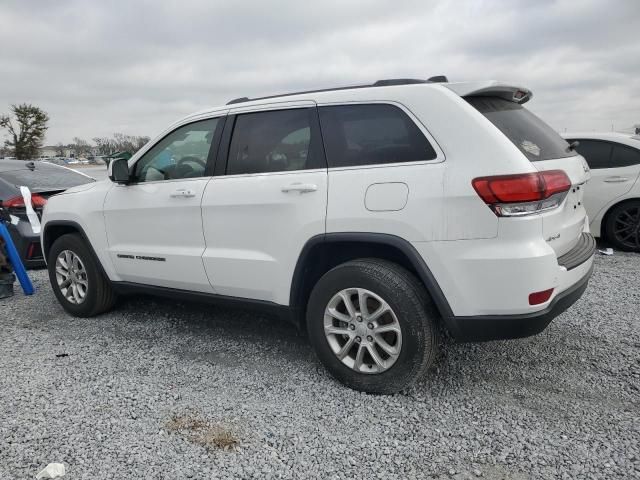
[603,176,629,183]
[170,189,196,198]
[281,183,318,194]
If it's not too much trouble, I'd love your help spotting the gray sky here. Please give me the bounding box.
[1,0,639,145]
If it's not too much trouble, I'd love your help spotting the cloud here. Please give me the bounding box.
[0,0,638,144]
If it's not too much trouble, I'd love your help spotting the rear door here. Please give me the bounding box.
[467,97,589,257]
[103,116,223,292]
[570,139,640,223]
[200,103,327,304]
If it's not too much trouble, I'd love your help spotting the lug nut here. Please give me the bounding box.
[367,335,373,342]
[367,323,374,329]
[355,336,361,343]
[349,324,355,330]
[356,315,363,322]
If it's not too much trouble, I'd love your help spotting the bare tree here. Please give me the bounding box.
[0,104,49,159]
[72,137,91,157]
[55,142,66,157]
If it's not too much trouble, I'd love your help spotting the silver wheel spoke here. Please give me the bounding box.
[366,344,385,369]
[374,323,401,334]
[325,325,351,336]
[358,289,369,316]
[354,344,366,371]
[327,307,351,323]
[367,304,390,322]
[339,291,357,318]
[374,335,400,356]
[336,335,356,360]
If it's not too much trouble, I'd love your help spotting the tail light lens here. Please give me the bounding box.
[2,193,47,210]
[529,288,554,305]
[472,170,571,217]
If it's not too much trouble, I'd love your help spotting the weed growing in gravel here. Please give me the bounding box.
[166,413,239,451]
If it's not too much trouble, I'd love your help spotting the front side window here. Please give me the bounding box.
[133,118,219,183]
[226,108,322,175]
[467,96,576,162]
[571,139,613,169]
[318,104,437,168]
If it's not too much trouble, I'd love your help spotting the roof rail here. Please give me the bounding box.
[225,75,449,105]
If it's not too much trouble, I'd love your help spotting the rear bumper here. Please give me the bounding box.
[445,260,594,342]
[6,222,45,268]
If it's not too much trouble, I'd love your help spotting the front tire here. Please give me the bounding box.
[605,200,640,252]
[48,233,116,317]
[307,259,439,394]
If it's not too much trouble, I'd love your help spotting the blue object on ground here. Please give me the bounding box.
[0,221,35,295]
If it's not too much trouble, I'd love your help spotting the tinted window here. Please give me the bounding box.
[571,139,613,169]
[319,104,436,168]
[133,118,219,183]
[467,96,576,162]
[611,144,640,168]
[0,162,93,192]
[226,108,322,175]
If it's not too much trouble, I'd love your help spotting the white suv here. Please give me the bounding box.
[41,77,595,393]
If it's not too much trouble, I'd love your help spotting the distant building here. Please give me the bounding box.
[39,146,76,158]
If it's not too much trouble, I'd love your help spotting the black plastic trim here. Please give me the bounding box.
[41,221,108,279]
[203,115,227,177]
[112,282,293,321]
[289,233,454,319]
[447,261,594,342]
[557,232,596,270]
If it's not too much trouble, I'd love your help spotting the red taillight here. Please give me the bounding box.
[2,194,47,209]
[529,288,554,305]
[472,170,571,217]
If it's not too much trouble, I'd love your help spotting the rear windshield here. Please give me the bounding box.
[0,162,94,192]
[467,96,576,162]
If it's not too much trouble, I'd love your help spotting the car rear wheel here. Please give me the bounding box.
[307,258,439,394]
[48,233,116,317]
[605,200,640,252]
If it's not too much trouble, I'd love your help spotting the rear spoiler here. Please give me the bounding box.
[445,81,533,104]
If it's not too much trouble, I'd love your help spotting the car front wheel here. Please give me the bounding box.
[307,258,439,394]
[48,233,116,317]
[605,200,640,252]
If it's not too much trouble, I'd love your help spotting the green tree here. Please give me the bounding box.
[0,104,49,160]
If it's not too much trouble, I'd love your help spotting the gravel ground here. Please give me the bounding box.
[1,253,638,479]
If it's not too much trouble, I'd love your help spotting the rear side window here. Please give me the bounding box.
[0,163,93,192]
[318,104,437,168]
[226,108,324,175]
[467,96,576,162]
[611,144,640,168]
[571,139,613,169]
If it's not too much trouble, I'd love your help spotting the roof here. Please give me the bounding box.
[180,77,532,125]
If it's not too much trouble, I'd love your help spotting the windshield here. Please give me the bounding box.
[467,96,576,162]
[0,162,94,192]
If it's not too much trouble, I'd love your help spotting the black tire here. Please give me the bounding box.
[47,233,117,317]
[307,258,439,394]
[604,200,640,252]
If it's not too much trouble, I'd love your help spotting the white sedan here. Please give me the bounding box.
[562,132,640,252]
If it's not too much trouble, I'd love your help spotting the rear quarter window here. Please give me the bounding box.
[467,96,576,162]
[318,104,437,168]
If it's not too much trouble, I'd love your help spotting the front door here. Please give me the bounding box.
[103,117,223,292]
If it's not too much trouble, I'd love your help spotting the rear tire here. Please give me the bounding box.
[48,233,116,317]
[307,258,439,394]
[605,200,640,252]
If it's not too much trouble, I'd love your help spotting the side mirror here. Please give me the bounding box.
[108,158,130,184]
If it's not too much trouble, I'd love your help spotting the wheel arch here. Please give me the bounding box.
[42,221,108,278]
[290,233,453,327]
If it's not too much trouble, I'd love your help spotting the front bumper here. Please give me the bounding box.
[445,260,594,342]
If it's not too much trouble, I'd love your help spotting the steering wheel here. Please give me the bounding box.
[176,156,207,169]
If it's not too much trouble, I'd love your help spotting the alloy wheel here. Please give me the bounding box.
[55,250,89,304]
[612,205,640,250]
[323,288,402,374]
